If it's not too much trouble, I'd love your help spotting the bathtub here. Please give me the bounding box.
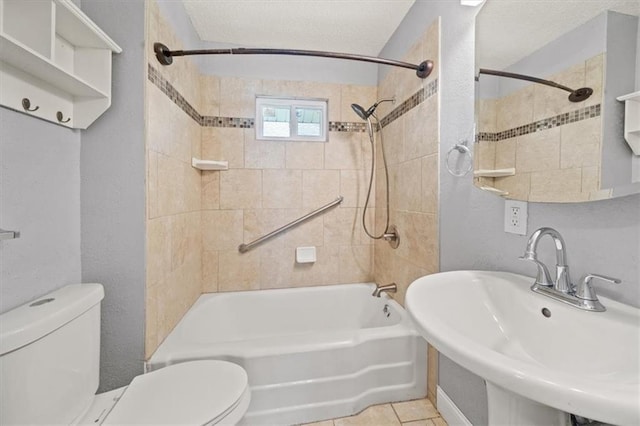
[147,283,427,425]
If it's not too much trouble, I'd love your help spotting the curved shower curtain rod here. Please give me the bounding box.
[153,42,434,79]
[477,68,593,103]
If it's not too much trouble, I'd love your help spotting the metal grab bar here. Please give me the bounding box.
[238,196,343,253]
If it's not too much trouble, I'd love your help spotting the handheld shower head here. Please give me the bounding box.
[351,103,370,120]
[350,98,395,121]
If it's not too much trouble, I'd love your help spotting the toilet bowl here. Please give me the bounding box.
[78,361,250,425]
[0,284,250,425]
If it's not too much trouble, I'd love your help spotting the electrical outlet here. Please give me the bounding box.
[504,200,528,235]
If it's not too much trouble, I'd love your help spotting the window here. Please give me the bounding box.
[256,96,328,142]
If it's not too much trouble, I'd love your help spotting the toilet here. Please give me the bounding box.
[0,284,250,425]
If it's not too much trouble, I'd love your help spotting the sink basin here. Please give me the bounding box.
[406,270,640,425]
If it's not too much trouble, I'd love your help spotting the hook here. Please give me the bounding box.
[22,98,39,112]
[56,111,71,123]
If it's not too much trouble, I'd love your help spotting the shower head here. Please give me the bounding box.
[351,98,395,120]
[351,103,370,120]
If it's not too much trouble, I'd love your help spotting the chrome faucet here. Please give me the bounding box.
[520,227,573,293]
[574,273,621,311]
[520,227,621,312]
[372,283,397,297]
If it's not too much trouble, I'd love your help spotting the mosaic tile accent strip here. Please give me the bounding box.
[202,116,255,128]
[380,78,438,129]
[477,104,601,142]
[148,64,365,132]
[148,64,201,124]
[329,121,366,132]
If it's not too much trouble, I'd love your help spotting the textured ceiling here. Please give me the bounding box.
[477,0,640,70]
[182,0,416,56]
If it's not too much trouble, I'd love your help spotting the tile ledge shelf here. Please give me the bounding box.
[191,158,228,171]
[474,168,515,178]
[480,186,509,197]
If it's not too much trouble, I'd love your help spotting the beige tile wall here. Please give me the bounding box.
[145,11,441,410]
[145,0,203,358]
[374,19,440,307]
[200,76,377,293]
[374,18,441,406]
[145,0,379,357]
[475,54,605,202]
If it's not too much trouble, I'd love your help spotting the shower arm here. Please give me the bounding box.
[477,68,593,103]
[154,43,434,79]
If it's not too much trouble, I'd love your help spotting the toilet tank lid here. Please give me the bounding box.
[0,284,104,356]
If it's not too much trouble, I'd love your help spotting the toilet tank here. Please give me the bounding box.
[0,284,104,425]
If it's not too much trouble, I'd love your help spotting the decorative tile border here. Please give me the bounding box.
[148,64,201,123]
[329,121,367,132]
[477,104,601,142]
[149,64,440,134]
[380,78,439,129]
[201,116,254,128]
[149,64,368,132]
[149,64,251,128]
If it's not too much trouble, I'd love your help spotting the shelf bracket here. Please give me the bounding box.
[0,228,21,240]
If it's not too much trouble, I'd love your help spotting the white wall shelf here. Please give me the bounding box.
[617,91,640,155]
[191,158,229,171]
[0,0,121,129]
[480,186,509,197]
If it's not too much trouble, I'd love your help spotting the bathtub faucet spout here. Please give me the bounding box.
[372,283,397,297]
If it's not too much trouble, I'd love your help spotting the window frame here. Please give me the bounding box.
[255,96,328,142]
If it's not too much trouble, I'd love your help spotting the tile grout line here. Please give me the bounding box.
[390,402,403,424]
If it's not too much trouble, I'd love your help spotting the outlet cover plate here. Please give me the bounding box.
[504,200,528,235]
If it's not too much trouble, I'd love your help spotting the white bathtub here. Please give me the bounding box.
[147,283,427,425]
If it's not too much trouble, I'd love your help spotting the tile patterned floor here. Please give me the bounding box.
[302,398,448,426]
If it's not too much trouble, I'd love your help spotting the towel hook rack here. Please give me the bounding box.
[56,111,71,123]
[22,98,39,112]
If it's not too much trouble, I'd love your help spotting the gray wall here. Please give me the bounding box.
[637,18,640,90]
[635,19,640,182]
[601,12,638,190]
[0,110,81,312]
[381,1,640,425]
[0,0,145,394]
[80,0,146,392]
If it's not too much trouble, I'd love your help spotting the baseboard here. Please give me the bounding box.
[437,386,473,426]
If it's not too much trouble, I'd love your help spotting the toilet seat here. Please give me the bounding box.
[102,360,249,425]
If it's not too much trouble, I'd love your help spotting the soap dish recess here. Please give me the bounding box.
[296,247,316,264]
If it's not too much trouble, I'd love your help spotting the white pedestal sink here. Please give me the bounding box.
[406,271,640,426]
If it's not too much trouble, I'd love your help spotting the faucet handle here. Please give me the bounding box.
[576,274,621,301]
[519,256,553,287]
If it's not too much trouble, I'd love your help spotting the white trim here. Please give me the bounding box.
[437,386,473,426]
[56,0,122,52]
[460,0,485,6]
